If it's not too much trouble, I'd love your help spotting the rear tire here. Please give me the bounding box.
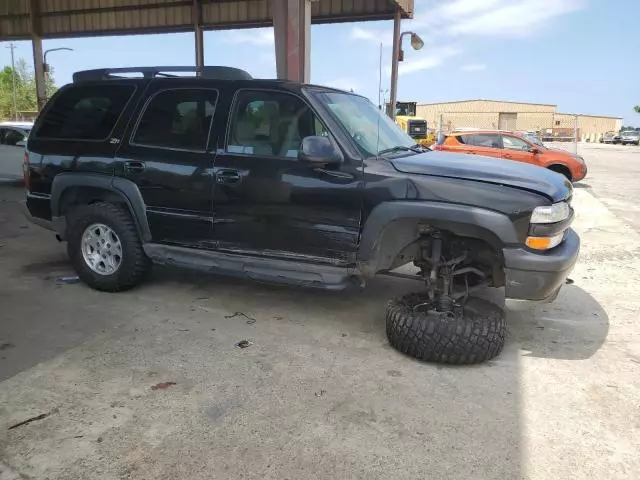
[67,202,150,292]
[386,293,506,364]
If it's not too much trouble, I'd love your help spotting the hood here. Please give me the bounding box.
[390,151,571,202]
[544,146,584,161]
[545,146,575,155]
[622,132,639,138]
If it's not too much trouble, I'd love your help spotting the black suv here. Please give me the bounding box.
[23,66,580,364]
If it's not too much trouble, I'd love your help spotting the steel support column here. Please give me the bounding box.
[388,6,402,121]
[30,0,46,111]
[273,0,310,83]
[192,0,204,70]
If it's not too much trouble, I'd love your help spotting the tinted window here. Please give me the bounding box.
[460,134,502,148]
[36,85,134,141]
[502,135,530,151]
[133,89,218,152]
[227,90,325,158]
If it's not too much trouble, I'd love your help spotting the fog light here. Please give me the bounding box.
[526,233,564,250]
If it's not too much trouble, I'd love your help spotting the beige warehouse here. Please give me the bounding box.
[416,99,622,142]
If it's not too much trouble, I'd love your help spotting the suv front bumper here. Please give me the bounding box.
[503,229,580,302]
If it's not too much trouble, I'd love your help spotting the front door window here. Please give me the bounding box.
[502,135,531,152]
[227,90,326,158]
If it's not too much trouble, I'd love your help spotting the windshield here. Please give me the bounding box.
[310,91,416,157]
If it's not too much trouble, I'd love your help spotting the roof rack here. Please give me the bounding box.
[72,66,252,82]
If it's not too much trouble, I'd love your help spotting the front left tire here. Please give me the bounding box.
[67,202,150,292]
[385,293,506,364]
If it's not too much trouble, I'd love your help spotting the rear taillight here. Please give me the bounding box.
[23,150,30,190]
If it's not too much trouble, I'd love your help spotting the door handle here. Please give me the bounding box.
[216,169,241,185]
[123,161,145,174]
[504,154,512,159]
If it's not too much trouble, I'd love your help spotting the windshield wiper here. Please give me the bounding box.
[378,145,422,156]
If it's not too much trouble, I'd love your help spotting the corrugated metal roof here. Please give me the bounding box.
[1,0,413,40]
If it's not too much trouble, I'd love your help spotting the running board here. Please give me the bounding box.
[143,243,364,291]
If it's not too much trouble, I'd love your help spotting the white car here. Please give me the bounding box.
[0,121,33,146]
[621,131,640,146]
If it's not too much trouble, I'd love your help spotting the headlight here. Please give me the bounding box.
[530,202,570,224]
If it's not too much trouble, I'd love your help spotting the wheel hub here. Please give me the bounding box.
[81,223,123,275]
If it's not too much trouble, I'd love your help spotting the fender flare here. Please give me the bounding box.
[50,173,152,242]
[357,201,519,275]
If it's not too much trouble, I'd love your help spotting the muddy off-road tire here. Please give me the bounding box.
[67,202,150,292]
[386,293,506,364]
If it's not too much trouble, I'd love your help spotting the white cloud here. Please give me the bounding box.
[439,0,503,19]
[350,26,376,41]
[460,63,487,71]
[322,77,362,92]
[446,0,585,37]
[411,0,585,37]
[398,47,461,75]
[349,26,393,46]
[224,28,274,46]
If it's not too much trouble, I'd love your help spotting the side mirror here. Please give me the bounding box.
[298,136,343,166]
[530,146,541,154]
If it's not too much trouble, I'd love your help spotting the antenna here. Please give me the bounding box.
[376,42,383,159]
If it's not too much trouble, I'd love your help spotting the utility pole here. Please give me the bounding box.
[573,114,579,155]
[7,43,18,120]
[388,8,402,121]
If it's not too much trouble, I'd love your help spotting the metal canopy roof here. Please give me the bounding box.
[0,0,413,40]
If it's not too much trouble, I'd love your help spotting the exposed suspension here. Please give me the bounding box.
[415,233,489,311]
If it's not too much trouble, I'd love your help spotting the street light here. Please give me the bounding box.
[43,47,73,102]
[388,15,424,121]
[43,47,73,73]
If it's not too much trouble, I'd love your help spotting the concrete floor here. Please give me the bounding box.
[0,146,639,479]
[548,142,640,232]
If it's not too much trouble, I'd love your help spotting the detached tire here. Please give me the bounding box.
[67,202,150,292]
[386,293,506,364]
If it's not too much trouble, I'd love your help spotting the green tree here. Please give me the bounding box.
[0,58,56,119]
[635,105,640,114]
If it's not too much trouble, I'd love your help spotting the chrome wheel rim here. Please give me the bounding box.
[81,223,123,275]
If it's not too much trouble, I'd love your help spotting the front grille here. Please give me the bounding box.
[407,119,427,138]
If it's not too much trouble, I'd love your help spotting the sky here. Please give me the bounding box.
[1,0,639,123]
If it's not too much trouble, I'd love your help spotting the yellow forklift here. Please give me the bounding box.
[386,101,435,147]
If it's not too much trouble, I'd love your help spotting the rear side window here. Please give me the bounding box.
[36,85,135,141]
[460,134,502,148]
[132,88,218,152]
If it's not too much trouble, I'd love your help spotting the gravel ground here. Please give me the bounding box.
[0,145,639,479]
